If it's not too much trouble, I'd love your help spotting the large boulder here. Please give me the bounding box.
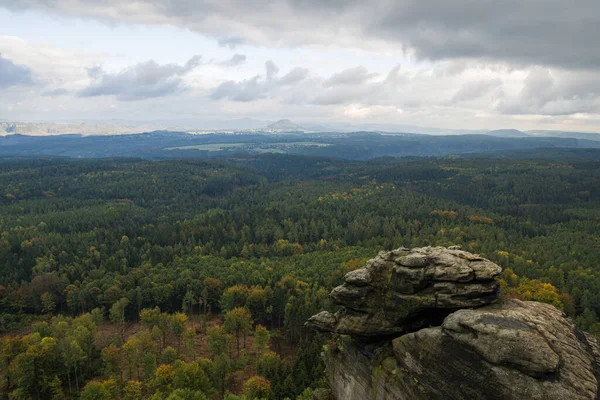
[307,246,502,337]
[392,299,600,399]
[308,247,600,400]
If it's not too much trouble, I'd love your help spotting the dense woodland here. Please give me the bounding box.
[1,153,600,399]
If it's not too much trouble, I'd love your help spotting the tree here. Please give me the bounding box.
[1,337,24,396]
[171,313,188,349]
[242,376,271,399]
[184,328,196,361]
[206,326,229,358]
[62,339,86,393]
[40,292,57,314]
[211,354,229,396]
[256,351,282,383]
[48,376,65,400]
[223,307,253,359]
[160,346,180,365]
[159,389,208,400]
[101,344,122,383]
[203,278,224,313]
[247,287,268,324]
[142,353,157,383]
[253,325,270,358]
[140,307,162,331]
[182,290,196,328]
[123,380,143,400]
[151,325,163,350]
[171,360,211,393]
[109,297,130,342]
[80,379,115,400]
[72,323,95,376]
[122,339,139,381]
[153,364,175,394]
[220,286,249,312]
[90,308,104,326]
[141,307,170,350]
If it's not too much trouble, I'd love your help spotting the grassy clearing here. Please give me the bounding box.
[167,142,332,151]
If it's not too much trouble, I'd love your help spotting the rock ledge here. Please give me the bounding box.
[307,246,502,337]
[307,247,600,400]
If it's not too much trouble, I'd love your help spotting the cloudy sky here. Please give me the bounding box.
[1,0,600,131]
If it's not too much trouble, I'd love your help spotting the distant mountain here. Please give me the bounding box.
[0,121,159,136]
[266,119,305,131]
[527,130,600,142]
[486,129,529,138]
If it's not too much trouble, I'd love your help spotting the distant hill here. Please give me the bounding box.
[0,121,159,136]
[527,130,600,142]
[267,119,305,131]
[486,129,529,138]
[3,130,600,160]
[464,147,600,160]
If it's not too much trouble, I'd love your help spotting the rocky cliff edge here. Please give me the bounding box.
[306,246,600,400]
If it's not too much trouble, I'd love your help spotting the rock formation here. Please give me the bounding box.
[307,246,600,400]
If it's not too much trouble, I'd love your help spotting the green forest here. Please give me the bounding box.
[1,153,600,399]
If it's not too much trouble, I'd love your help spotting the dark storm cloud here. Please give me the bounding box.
[0,55,33,88]
[79,55,201,100]
[369,0,600,70]
[2,0,599,69]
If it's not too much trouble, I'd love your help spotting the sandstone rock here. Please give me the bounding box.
[306,246,502,337]
[318,300,600,400]
[307,247,600,400]
[392,300,600,399]
[322,335,409,400]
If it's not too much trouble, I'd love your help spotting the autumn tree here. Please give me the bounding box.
[223,307,253,359]
[101,344,122,384]
[242,376,271,399]
[123,380,143,400]
[171,313,188,349]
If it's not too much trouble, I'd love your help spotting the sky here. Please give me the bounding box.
[1,0,600,132]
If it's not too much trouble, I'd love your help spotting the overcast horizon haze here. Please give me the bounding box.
[2,1,600,134]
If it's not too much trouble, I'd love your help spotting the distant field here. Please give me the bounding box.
[276,142,331,147]
[167,142,332,151]
[166,143,249,151]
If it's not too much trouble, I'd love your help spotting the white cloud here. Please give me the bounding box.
[1,4,600,133]
[79,56,202,100]
[3,0,600,69]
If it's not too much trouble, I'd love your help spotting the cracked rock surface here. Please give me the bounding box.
[307,246,502,337]
[392,299,600,399]
[307,247,600,400]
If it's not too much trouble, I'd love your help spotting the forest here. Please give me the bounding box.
[3,130,600,160]
[1,153,600,399]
